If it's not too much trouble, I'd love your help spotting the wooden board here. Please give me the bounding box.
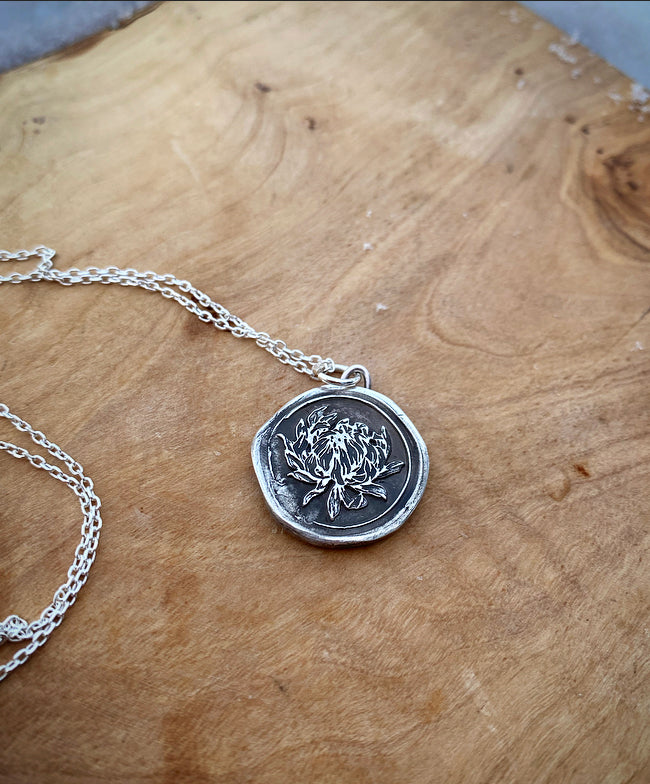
[1,2,648,781]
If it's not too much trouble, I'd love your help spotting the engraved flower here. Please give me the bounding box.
[277,406,404,520]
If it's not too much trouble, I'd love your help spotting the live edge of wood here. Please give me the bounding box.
[0,2,648,782]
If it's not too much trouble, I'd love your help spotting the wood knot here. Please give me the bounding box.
[577,140,650,258]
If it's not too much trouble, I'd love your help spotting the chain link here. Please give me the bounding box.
[0,403,102,682]
[0,246,337,381]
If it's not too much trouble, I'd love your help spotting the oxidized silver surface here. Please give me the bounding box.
[252,386,428,546]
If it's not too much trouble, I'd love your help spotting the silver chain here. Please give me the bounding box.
[0,246,371,681]
[0,246,341,382]
[0,404,102,682]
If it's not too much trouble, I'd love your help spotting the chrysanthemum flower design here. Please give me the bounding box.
[277,405,405,520]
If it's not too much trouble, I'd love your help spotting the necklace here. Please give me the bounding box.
[0,246,428,679]
[0,403,101,682]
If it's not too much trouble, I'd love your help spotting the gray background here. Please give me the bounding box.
[0,1,649,87]
[521,1,650,87]
[0,1,154,73]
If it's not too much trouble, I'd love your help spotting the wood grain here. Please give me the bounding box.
[1,2,648,782]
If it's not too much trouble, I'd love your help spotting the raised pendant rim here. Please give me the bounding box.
[252,385,429,547]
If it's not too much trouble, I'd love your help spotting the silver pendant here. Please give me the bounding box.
[252,385,428,547]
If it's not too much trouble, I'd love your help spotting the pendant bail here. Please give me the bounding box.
[316,363,371,389]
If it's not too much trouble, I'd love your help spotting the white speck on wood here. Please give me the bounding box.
[463,668,499,733]
[516,78,526,90]
[631,82,650,104]
[608,92,623,104]
[571,68,582,80]
[562,31,580,46]
[363,242,373,251]
[633,341,644,351]
[366,209,372,217]
[171,139,202,185]
[376,303,388,312]
[548,42,578,65]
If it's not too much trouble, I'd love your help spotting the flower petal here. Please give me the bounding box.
[288,470,317,484]
[284,451,302,470]
[302,479,330,506]
[361,483,387,500]
[376,460,404,478]
[308,406,328,426]
[295,418,307,439]
[342,486,367,510]
[327,486,342,519]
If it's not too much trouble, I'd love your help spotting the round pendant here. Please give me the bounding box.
[252,385,428,546]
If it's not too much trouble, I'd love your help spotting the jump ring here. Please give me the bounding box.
[317,363,371,389]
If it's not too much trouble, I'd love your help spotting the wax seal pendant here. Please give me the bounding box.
[252,384,428,547]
